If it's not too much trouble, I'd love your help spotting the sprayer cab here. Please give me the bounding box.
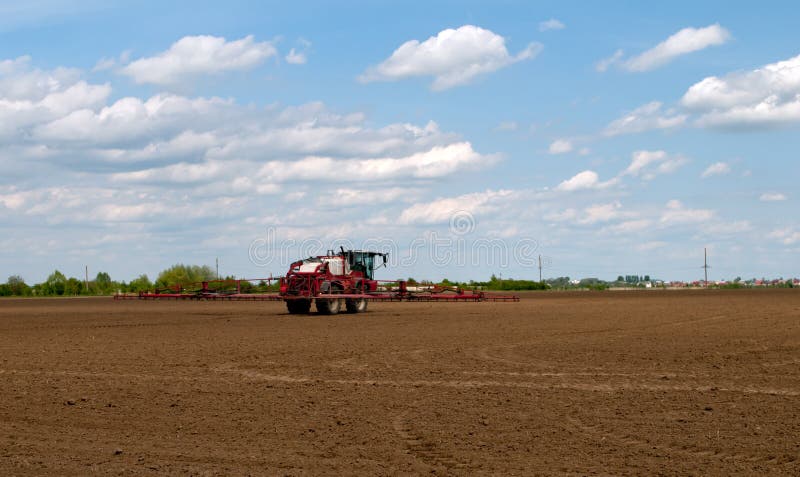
[341,250,387,280]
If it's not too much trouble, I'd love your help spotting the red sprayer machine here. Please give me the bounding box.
[115,248,519,313]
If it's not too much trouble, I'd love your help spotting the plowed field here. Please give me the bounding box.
[1,289,799,475]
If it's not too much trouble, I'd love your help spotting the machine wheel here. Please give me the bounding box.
[316,298,342,315]
[286,299,311,314]
[345,298,368,313]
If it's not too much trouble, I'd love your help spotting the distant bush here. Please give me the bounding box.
[156,264,216,288]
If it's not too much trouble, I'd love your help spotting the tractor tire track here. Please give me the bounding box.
[565,415,768,464]
[392,411,469,472]
[3,367,798,397]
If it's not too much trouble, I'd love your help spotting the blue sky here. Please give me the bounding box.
[0,0,798,283]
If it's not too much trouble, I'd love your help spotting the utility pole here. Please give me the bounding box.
[538,255,543,283]
[85,265,89,292]
[216,257,219,280]
[702,248,710,288]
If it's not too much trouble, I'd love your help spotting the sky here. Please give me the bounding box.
[0,0,798,284]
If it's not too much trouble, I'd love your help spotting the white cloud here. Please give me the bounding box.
[548,138,573,154]
[92,50,131,72]
[0,190,26,209]
[0,56,82,101]
[660,199,713,225]
[604,101,687,136]
[398,189,515,224]
[113,142,496,185]
[33,94,235,146]
[262,142,494,181]
[539,19,565,32]
[359,25,542,91]
[285,39,311,65]
[760,192,787,202]
[622,150,688,180]
[556,170,618,192]
[623,24,730,72]
[682,53,800,128]
[595,49,623,73]
[285,48,307,65]
[701,162,731,178]
[318,187,418,206]
[121,35,276,85]
[580,201,623,224]
[769,228,800,245]
[0,58,111,139]
[92,57,117,72]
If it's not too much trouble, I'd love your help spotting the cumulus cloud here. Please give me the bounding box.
[1,54,516,279]
[682,53,800,128]
[0,58,111,140]
[398,189,515,224]
[604,101,687,136]
[548,139,573,154]
[112,142,495,185]
[556,170,617,192]
[0,56,83,100]
[548,202,633,227]
[623,24,730,72]
[622,150,688,180]
[701,162,731,178]
[121,35,276,85]
[760,192,787,201]
[33,94,235,146]
[539,19,565,32]
[359,25,542,90]
[768,228,800,245]
[318,187,418,207]
[260,142,494,182]
[660,199,713,224]
[579,201,623,224]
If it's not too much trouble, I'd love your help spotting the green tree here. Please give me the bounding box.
[6,275,30,296]
[64,277,84,296]
[156,264,216,288]
[129,274,153,292]
[44,270,67,296]
[93,271,112,294]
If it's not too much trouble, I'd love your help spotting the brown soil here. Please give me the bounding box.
[1,289,799,475]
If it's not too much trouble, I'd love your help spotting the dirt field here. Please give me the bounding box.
[1,289,799,475]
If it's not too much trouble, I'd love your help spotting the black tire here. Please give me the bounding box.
[316,298,342,315]
[345,298,368,313]
[286,299,311,314]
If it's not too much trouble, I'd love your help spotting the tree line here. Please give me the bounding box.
[0,264,220,297]
[5,265,794,297]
